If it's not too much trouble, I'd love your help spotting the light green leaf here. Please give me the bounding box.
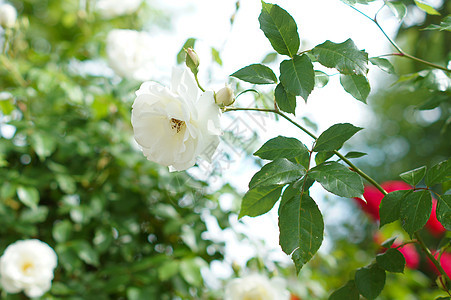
[30,132,57,161]
[380,190,412,227]
[73,240,99,267]
[259,1,300,57]
[52,220,73,243]
[279,190,324,273]
[239,185,283,218]
[275,83,296,114]
[376,248,406,273]
[340,74,370,103]
[355,264,386,299]
[425,159,450,187]
[211,47,223,66]
[254,136,309,161]
[414,0,440,15]
[262,52,278,64]
[329,280,360,300]
[399,166,426,186]
[279,54,315,101]
[249,158,306,189]
[177,38,196,64]
[424,15,451,31]
[180,257,206,287]
[56,174,77,194]
[17,186,40,209]
[344,151,367,159]
[309,161,364,198]
[437,195,451,230]
[312,39,368,75]
[314,123,363,152]
[315,70,329,88]
[400,190,432,237]
[158,260,179,281]
[385,1,407,21]
[231,64,277,84]
[369,57,395,74]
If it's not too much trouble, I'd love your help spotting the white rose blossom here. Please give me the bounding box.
[0,3,17,28]
[224,274,290,300]
[106,29,154,81]
[0,239,58,298]
[131,67,222,171]
[96,0,142,18]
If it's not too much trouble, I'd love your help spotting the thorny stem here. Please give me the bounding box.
[344,3,451,73]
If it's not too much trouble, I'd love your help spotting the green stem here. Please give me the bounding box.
[194,73,205,92]
[415,232,451,285]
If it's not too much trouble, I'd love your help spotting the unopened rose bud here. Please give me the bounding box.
[436,275,449,291]
[215,85,235,106]
[185,47,199,75]
[0,3,17,28]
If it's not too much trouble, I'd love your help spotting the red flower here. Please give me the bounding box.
[395,243,420,269]
[428,251,451,278]
[425,199,446,237]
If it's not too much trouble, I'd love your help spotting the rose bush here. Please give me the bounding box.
[0,239,57,298]
[131,67,222,171]
[224,274,290,300]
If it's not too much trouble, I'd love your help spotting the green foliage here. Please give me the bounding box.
[340,74,371,103]
[380,190,412,227]
[231,63,278,84]
[437,195,451,230]
[275,83,297,114]
[376,248,406,273]
[425,159,450,187]
[414,0,441,16]
[385,1,407,22]
[248,159,306,189]
[400,190,432,237]
[254,136,310,161]
[399,166,427,186]
[279,54,315,101]
[355,264,386,299]
[328,280,359,300]
[369,57,396,74]
[239,185,283,218]
[313,123,363,152]
[424,15,451,31]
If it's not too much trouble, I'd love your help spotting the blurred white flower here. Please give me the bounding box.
[131,67,222,171]
[0,3,17,28]
[106,29,154,81]
[96,0,142,18]
[0,239,57,298]
[224,274,290,300]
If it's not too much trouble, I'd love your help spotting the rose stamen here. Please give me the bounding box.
[21,261,33,274]
[170,118,185,133]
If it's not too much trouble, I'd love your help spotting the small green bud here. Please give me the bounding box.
[215,84,235,106]
[436,275,449,291]
[184,47,199,75]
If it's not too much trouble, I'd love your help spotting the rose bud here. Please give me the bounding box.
[185,47,200,75]
[215,85,235,106]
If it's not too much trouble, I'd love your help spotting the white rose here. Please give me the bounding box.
[224,274,290,300]
[0,239,58,298]
[0,3,17,28]
[106,29,154,81]
[96,0,142,18]
[131,67,222,171]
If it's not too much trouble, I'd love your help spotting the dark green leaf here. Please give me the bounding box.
[344,151,367,159]
[329,280,360,300]
[414,0,440,15]
[355,264,386,299]
[309,161,364,198]
[380,190,412,227]
[312,39,368,75]
[279,191,324,273]
[16,186,40,209]
[400,190,432,236]
[369,57,395,74]
[279,54,315,101]
[434,297,451,300]
[376,248,406,273]
[315,151,334,165]
[424,15,451,31]
[340,74,370,103]
[249,158,306,189]
[239,185,283,218]
[314,123,363,152]
[177,38,196,64]
[259,1,300,57]
[275,83,296,114]
[437,195,451,230]
[399,166,426,186]
[73,240,99,267]
[315,70,329,88]
[385,1,407,21]
[254,136,309,161]
[425,159,450,186]
[231,64,277,84]
[381,236,397,248]
[52,220,73,243]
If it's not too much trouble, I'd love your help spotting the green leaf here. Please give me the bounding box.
[259,1,300,57]
[369,57,395,74]
[16,186,40,209]
[158,260,179,281]
[249,158,306,189]
[315,71,329,88]
[380,190,412,227]
[239,185,283,218]
[262,52,278,64]
[309,161,364,198]
[399,166,426,186]
[231,64,277,84]
[254,136,309,161]
[414,0,440,15]
[52,220,73,243]
[340,74,370,103]
[279,191,324,273]
[425,159,450,186]
[279,54,315,101]
[355,264,386,300]
[211,47,223,66]
[73,240,99,267]
[312,39,368,75]
[315,151,334,165]
[341,0,377,4]
[30,132,57,161]
[381,236,397,248]
[400,190,432,237]
[385,1,407,21]
[424,15,451,31]
[275,83,296,114]
[437,195,451,230]
[376,248,406,273]
[329,280,359,300]
[177,38,196,64]
[313,123,363,152]
[56,174,77,194]
[179,257,206,287]
[344,151,367,159]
